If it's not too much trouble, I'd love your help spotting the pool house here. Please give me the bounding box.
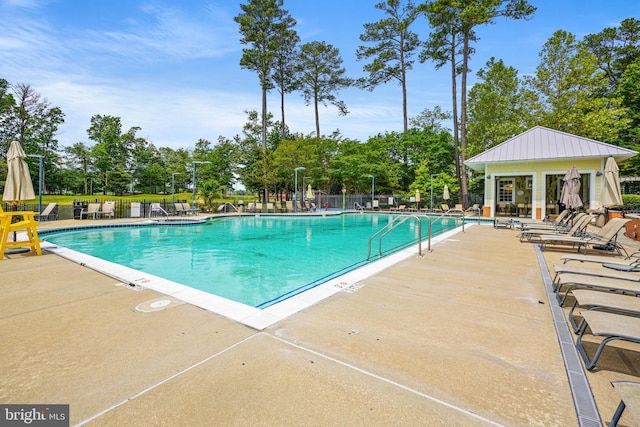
[465,126,638,220]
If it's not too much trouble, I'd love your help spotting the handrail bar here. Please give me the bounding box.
[367,214,423,260]
[367,215,406,260]
[423,212,463,252]
[223,202,240,214]
[378,216,414,257]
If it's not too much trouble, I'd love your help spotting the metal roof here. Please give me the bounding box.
[465,126,637,171]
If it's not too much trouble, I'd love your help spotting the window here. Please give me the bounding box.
[498,179,514,203]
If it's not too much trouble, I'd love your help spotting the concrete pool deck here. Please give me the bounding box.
[2,217,640,426]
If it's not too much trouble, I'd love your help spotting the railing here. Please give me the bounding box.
[367,214,422,260]
[218,202,240,215]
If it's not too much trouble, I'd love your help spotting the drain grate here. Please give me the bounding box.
[535,244,602,427]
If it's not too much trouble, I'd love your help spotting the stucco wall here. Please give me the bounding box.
[483,158,608,219]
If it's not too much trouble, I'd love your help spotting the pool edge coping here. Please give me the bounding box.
[39,220,469,330]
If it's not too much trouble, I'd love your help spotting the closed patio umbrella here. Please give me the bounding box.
[601,156,623,208]
[443,185,450,201]
[560,166,583,210]
[3,140,35,204]
[306,184,314,200]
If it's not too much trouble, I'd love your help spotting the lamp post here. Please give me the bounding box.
[172,173,181,205]
[368,175,375,209]
[28,154,43,215]
[342,187,346,210]
[430,173,440,211]
[192,161,212,204]
[294,167,305,213]
[302,176,308,205]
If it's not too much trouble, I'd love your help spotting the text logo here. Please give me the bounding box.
[1,405,69,426]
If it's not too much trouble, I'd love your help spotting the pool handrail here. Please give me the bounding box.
[367,214,423,260]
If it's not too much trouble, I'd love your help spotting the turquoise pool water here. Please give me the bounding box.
[44,214,459,307]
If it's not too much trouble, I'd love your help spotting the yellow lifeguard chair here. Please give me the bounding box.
[0,206,42,259]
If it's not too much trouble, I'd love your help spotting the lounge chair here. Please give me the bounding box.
[266,202,275,213]
[517,209,572,231]
[553,263,640,286]
[493,218,512,229]
[520,213,591,242]
[35,202,58,221]
[539,217,631,255]
[544,209,572,224]
[372,200,379,210]
[174,203,187,216]
[560,251,640,266]
[255,202,263,213]
[182,202,199,215]
[575,310,640,369]
[608,381,640,427]
[97,201,115,219]
[304,201,315,212]
[568,289,640,333]
[554,273,640,306]
[80,203,101,219]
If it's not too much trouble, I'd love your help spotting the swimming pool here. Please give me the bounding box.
[43,213,460,308]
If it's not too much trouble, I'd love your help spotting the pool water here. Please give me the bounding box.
[44,214,459,307]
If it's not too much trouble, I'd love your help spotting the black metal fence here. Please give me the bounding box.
[2,192,485,220]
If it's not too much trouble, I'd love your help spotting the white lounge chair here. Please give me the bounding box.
[98,201,115,219]
[182,202,199,215]
[174,203,187,216]
[35,202,58,221]
[80,203,101,219]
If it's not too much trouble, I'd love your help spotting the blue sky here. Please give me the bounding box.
[0,0,638,150]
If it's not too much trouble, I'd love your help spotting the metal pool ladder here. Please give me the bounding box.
[367,214,422,260]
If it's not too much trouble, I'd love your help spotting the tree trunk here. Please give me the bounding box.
[314,89,320,138]
[281,89,286,139]
[460,34,470,208]
[261,85,269,202]
[401,46,408,133]
[450,36,460,195]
